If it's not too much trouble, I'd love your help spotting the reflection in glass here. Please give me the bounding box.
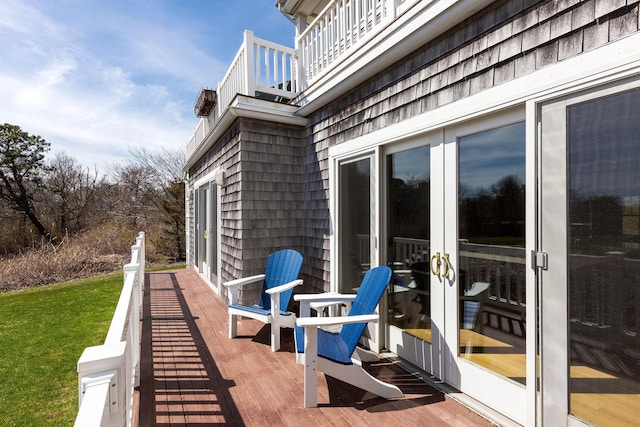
[568,89,640,426]
[386,146,431,336]
[458,122,527,385]
[197,186,208,271]
[339,159,371,294]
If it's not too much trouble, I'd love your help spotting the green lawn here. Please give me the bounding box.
[0,273,124,426]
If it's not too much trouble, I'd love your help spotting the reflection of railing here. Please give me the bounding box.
[390,237,429,264]
[459,242,526,337]
[568,252,640,378]
[570,252,640,341]
[355,233,371,267]
[459,242,526,309]
[387,237,527,333]
[388,239,526,307]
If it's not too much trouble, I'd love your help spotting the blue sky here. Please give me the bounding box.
[0,0,294,172]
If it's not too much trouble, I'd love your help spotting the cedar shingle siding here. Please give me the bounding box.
[188,0,640,293]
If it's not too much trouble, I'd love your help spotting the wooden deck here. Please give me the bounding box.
[136,268,497,426]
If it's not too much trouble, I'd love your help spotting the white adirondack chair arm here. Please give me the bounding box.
[223,274,265,305]
[294,293,357,303]
[265,279,303,295]
[222,274,265,288]
[297,314,378,328]
[296,292,356,317]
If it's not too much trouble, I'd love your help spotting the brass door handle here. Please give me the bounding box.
[430,252,441,278]
[442,253,452,280]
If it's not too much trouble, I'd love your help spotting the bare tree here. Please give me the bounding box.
[44,152,102,235]
[129,146,186,261]
[129,146,185,188]
[106,162,160,228]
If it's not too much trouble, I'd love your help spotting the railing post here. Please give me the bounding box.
[76,342,127,427]
[124,263,141,388]
[243,30,255,97]
[136,231,146,319]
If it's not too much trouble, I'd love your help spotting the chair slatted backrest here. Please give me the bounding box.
[339,266,392,354]
[259,249,303,311]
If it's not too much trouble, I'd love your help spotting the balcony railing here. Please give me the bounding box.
[74,232,145,427]
[297,0,420,87]
[185,0,426,159]
[186,31,298,158]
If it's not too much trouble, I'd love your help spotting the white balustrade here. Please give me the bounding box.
[297,0,419,87]
[186,30,298,159]
[75,232,145,427]
[185,1,425,159]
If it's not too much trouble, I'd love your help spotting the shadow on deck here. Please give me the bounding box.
[137,268,495,426]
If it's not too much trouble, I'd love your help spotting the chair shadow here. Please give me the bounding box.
[321,357,445,411]
[242,319,446,413]
[138,272,245,426]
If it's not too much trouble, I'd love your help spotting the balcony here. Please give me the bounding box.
[185,0,498,163]
[296,0,419,88]
[186,30,299,159]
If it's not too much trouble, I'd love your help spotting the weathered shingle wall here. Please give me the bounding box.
[187,118,307,289]
[187,122,241,282]
[312,0,640,141]
[231,119,306,275]
[187,0,639,294]
[301,0,640,292]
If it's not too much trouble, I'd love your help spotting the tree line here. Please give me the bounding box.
[0,123,185,261]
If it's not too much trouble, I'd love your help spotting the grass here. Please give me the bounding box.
[0,272,125,426]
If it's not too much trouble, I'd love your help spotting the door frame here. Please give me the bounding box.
[193,168,224,294]
[537,75,640,427]
[441,108,529,424]
[330,150,382,350]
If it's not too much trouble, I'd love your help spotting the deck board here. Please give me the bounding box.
[137,268,495,426]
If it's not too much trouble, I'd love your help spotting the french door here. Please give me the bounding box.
[386,109,528,424]
[540,79,640,426]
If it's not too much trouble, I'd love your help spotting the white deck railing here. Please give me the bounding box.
[186,31,298,159]
[297,0,420,87]
[75,232,145,427]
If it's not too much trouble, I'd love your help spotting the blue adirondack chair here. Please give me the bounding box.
[224,249,303,352]
[294,265,403,407]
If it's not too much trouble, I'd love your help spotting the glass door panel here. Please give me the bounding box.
[458,122,527,385]
[339,155,380,349]
[387,145,431,337]
[568,88,640,426]
[339,157,373,294]
[197,186,209,274]
[541,83,640,426]
[209,182,218,285]
[439,116,527,424]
